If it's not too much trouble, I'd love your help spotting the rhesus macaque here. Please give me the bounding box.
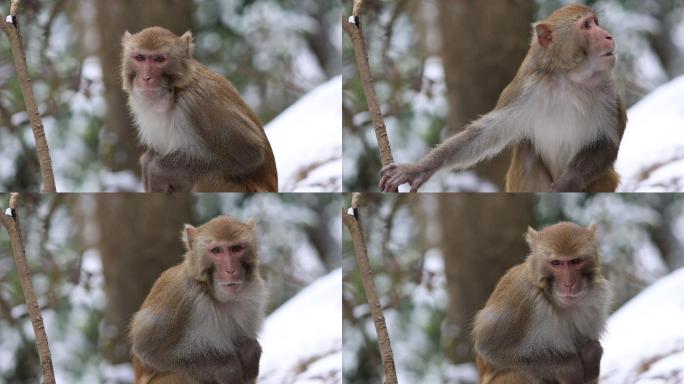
[130,216,267,384]
[472,222,612,384]
[121,27,278,192]
[379,4,626,192]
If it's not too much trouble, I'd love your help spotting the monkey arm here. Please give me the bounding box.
[379,107,523,192]
[551,137,618,192]
[130,266,193,371]
[183,75,268,176]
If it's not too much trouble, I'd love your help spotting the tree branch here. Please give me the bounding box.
[1,193,56,384]
[343,3,397,192]
[343,193,398,384]
[1,0,57,192]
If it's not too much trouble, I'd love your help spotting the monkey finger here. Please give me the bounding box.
[378,175,391,190]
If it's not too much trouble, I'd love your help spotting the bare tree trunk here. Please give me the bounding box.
[95,0,192,174]
[95,194,192,363]
[437,0,534,189]
[439,194,534,363]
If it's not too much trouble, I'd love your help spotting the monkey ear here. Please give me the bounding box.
[525,226,539,244]
[535,23,553,48]
[182,224,199,251]
[122,31,132,46]
[180,31,194,56]
[587,222,598,235]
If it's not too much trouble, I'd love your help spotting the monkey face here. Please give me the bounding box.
[128,50,172,97]
[575,13,616,72]
[206,240,252,301]
[545,255,591,306]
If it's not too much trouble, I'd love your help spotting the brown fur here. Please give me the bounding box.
[473,222,610,384]
[122,27,278,192]
[130,216,265,384]
[379,4,626,193]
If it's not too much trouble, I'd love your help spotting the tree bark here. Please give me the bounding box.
[439,194,534,363]
[0,193,56,384]
[437,0,534,189]
[343,193,398,384]
[95,194,192,363]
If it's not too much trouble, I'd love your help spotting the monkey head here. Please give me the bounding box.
[181,215,260,302]
[121,26,194,97]
[532,5,615,80]
[525,222,602,307]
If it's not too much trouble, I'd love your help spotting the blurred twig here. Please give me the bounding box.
[343,192,398,384]
[343,1,396,191]
[0,1,57,192]
[0,193,56,384]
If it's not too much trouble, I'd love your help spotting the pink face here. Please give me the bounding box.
[207,241,248,296]
[577,13,615,70]
[548,255,587,306]
[130,50,170,93]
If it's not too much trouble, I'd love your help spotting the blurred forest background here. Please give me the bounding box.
[343,193,684,383]
[0,0,341,192]
[0,193,341,383]
[343,0,684,192]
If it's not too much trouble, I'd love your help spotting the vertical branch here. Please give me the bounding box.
[1,0,57,192]
[343,193,398,384]
[343,1,397,191]
[1,193,56,384]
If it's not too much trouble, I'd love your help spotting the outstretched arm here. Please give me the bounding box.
[379,107,522,192]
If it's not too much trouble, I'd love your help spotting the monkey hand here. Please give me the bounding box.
[143,155,195,193]
[551,171,587,192]
[379,163,434,192]
[238,339,262,381]
[579,339,603,382]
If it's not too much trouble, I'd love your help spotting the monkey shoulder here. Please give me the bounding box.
[474,265,534,350]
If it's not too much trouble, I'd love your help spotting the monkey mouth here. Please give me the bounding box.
[601,50,614,57]
[219,281,242,293]
[556,293,584,306]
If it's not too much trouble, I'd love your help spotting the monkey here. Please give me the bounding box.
[121,27,278,193]
[379,4,626,192]
[129,216,267,384]
[472,222,612,384]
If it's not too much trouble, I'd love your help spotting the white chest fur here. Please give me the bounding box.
[522,285,610,355]
[129,91,208,159]
[520,79,616,179]
[176,284,265,357]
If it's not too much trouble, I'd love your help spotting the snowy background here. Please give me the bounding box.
[0,194,341,383]
[0,0,342,192]
[343,0,684,192]
[343,194,684,384]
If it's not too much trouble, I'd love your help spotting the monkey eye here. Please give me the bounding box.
[595,18,600,26]
[134,54,145,62]
[210,247,222,254]
[153,56,166,63]
[583,20,591,29]
[569,258,582,265]
[230,245,244,253]
[550,260,561,266]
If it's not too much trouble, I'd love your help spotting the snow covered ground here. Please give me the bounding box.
[617,75,684,192]
[601,267,684,383]
[259,269,342,384]
[266,76,342,192]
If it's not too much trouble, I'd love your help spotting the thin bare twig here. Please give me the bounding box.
[1,193,56,384]
[343,193,398,384]
[1,1,57,192]
[343,3,397,191]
